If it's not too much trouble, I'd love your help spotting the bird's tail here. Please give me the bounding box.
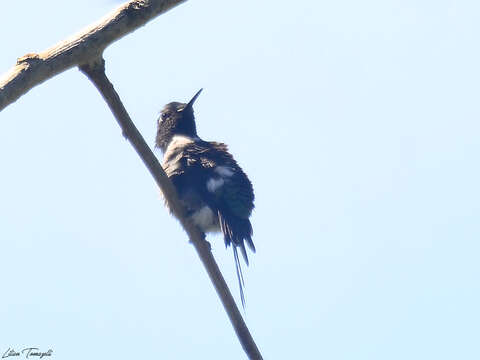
[233,245,246,309]
[218,210,255,309]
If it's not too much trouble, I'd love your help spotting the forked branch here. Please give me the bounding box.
[0,0,186,111]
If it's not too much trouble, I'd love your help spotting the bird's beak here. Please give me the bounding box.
[185,88,203,109]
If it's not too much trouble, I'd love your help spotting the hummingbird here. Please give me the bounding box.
[155,89,255,307]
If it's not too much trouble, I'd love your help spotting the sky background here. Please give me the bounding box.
[1,0,479,359]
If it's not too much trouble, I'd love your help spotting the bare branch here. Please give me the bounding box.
[79,58,263,360]
[0,0,186,111]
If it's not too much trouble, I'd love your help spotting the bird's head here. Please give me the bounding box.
[155,88,203,152]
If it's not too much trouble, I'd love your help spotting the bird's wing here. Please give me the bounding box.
[171,140,255,308]
[164,140,255,247]
[175,141,255,246]
[194,141,254,218]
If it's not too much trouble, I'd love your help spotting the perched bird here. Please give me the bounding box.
[155,89,255,307]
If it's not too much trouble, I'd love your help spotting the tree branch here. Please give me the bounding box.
[0,0,186,111]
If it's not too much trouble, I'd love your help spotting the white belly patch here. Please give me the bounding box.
[189,206,220,233]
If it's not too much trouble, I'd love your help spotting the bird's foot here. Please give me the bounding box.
[189,232,211,251]
[200,232,212,251]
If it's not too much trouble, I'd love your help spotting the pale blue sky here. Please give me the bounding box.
[1,1,479,359]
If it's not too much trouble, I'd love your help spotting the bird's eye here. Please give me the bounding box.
[161,112,170,121]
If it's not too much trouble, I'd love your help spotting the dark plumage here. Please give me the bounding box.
[155,89,255,307]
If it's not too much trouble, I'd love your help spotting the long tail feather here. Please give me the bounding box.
[233,246,246,309]
[218,209,252,308]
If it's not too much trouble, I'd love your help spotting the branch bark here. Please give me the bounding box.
[0,1,263,358]
[0,0,186,111]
